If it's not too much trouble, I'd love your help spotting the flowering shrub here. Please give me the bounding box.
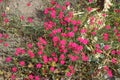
[1,0,120,80]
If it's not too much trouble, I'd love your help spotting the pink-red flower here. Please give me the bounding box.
[60,60,65,65]
[67,32,74,38]
[4,18,9,23]
[50,66,55,72]
[11,67,17,72]
[0,0,2,3]
[103,45,110,50]
[27,43,32,48]
[88,0,93,3]
[107,70,113,78]
[27,17,33,23]
[35,76,40,80]
[36,63,42,68]
[26,2,31,7]
[20,16,24,20]
[111,58,117,64]
[42,55,48,64]
[105,25,111,30]
[50,10,56,19]
[19,61,25,66]
[28,74,34,80]
[11,74,15,80]
[0,33,2,38]
[66,72,71,77]
[28,50,35,58]
[1,12,6,17]
[5,56,12,62]
[3,42,9,47]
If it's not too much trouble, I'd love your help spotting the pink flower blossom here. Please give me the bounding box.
[111,50,116,55]
[103,66,109,71]
[95,48,102,54]
[50,66,55,72]
[0,0,3,3]
[0,33,2,38]
[26,2,31,7]
[68,65,73,71]
[38,37,47,45]
[28,74,34,80]
[73,26,78,32]
[42,55,48,64]
[5,56,12,62]
[68,12,73,18]
[67,32,74,38]
[20,16,24,20]
[103,45,110,50]
[49,57,53,62]
[66,72,71,77]
[19,61,25,66]
[87,7,92,12]
[77,20,81,25]
[66,27,71,31]
[28,50,35,58]
[61,33,67,37]
[1,12,6,17]
[35,76,40,80]
[69,55,78,62]
[0,40,3,43]
[59,40,66,46]
[82,39,88,45]
[27,43,32,48]
[71,20,77,25]
[111,58,117,64]
[91,31,96,36]
[27,17,33,23]
[102,13,106,17]
[107,70,113,78]
[3,42,9,47]
[89,17,95,25]
[58,11,63,19]
[4,18,9,23]
[105,25,111,30]
[53,57,58,62]
[38,50,43,55]
[11,74,15,80]
[81,53,88,61]
[88,0,93,3]
[103,33,108,41]
[60,54,65,60]
[61,6,66,10]
[80,28,87,34]
[36,63,42,68]
[75,45,83,51]
[55,4,60,8]
[56,28,62,33]
[97,20,102,25]
[60,60,65,65]
[52,36,59,42]
[3,34,9,39]
[50,10,56,19]
[95,44,100,49]
[15,48,22,55]
[51,52,56,57]
[65,1,70,6]
[50,0,56,5]
[44,8,49,14]
[64,17,71,23]
[11,67,17,72]
[117,50,120,55]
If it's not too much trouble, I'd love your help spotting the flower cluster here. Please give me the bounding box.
[2,0,120,80]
